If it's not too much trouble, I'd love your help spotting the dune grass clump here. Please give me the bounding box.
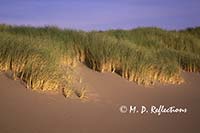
[82,33,120,72]
[0,32,61,90]
[0,24,200,91]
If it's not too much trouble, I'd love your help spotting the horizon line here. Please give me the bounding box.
[1,22,199,32]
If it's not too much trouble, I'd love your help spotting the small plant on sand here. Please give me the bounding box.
[62,87,74,98]
[75,87,88,100]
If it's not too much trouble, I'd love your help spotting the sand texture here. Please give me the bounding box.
[0,65,199,133]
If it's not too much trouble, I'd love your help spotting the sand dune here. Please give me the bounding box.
[0,64,199,133]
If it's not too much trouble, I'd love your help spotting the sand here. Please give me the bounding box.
[0,64,199,133]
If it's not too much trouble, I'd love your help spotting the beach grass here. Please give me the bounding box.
[0,24,199,95]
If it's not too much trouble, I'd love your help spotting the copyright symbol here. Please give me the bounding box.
[119,105,128,113]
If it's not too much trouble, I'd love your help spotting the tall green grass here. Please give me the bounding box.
[0,32,62,90]
[0,24,199,92]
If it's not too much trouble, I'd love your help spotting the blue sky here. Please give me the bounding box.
[0,0,200,30]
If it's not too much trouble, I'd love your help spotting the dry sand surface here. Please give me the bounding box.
[0,64,200,133]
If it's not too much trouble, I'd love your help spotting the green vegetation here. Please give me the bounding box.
[0,24,200,96]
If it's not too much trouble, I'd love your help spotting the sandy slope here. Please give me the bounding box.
[0,64,199,133]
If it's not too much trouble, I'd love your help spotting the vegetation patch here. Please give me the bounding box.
[0,24,200,97]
